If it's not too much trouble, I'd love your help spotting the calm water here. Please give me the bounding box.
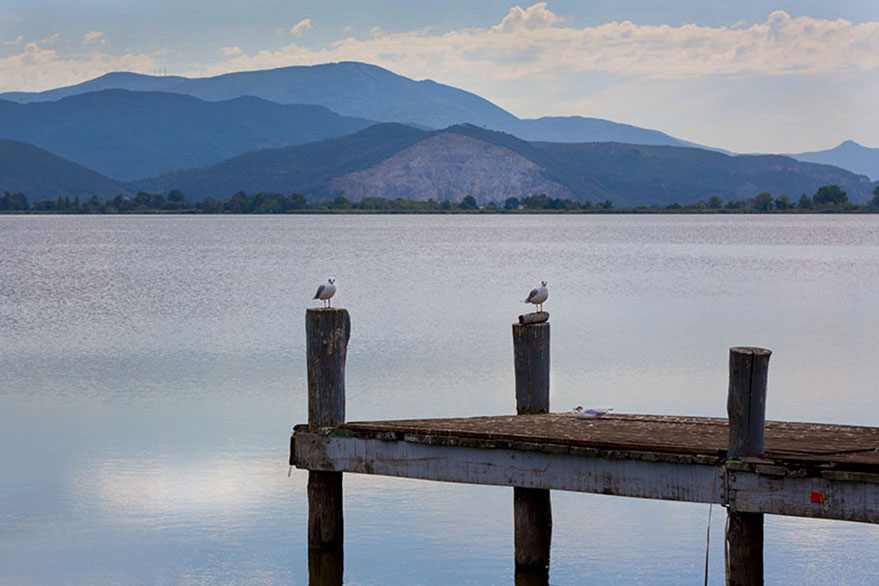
[2,214,879,585]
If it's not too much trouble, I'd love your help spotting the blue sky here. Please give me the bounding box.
[2,1,877,152]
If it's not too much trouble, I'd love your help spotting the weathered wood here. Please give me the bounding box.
[294,431,720,501]
[728,347,771,460]
[727,512,763,585]
[518,311,549,325]
[308,548,343,586]
[513,321,552,574]
[306,308,350,553]
[726,346,771,586]
[513,322,550,414]
[307,308,350,428]
[514,488,552,568]
[308,471,344,550]
[293,428,879,523]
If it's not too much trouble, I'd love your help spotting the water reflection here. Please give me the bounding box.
[2,215,879,584]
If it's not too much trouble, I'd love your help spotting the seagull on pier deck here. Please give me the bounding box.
[523,281,548,312]
[313,278,336,308]
[573,405,613,419]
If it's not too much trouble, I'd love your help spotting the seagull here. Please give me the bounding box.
[523,280,548,312]
[313,278,336,308]
[572,405,613,419]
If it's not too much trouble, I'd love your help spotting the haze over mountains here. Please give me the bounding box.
[1,61,876,206]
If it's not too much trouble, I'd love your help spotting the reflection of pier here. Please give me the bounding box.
[291,308,879,585]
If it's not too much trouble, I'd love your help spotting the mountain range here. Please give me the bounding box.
[0,90,372,181]
[0,62,702,152]
[131,123,875,206]
[790,141,879,181]
[1,61,876,205]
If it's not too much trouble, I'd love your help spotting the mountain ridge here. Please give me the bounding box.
[127,123,876,206]
[0,62,697,150]
[0,89,374,181]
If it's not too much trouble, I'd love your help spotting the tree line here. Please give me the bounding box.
[2,185,878,214]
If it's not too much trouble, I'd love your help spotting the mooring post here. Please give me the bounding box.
[305,307,350,584]
[726,346,771,586]
[512,318,551,583]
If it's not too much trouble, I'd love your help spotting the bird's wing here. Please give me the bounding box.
[313,284,326,299]
[525,287,539,302]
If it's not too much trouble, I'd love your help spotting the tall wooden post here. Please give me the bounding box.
[512,320,551,584]
[726,346,771,586]
[306,308,350,585]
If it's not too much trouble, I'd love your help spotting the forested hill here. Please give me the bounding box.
[130,123,876,207]
[0,90,373,181]
[0,139,128,199]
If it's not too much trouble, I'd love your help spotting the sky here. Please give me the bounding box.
[2,1,878,153]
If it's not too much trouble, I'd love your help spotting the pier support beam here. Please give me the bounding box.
[306,308,350,585]
[512,319,552,583]
[726,346,771,586]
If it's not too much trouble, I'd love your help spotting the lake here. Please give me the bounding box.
[2,214,878,585]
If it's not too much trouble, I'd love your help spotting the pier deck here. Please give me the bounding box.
[293,412,879,523]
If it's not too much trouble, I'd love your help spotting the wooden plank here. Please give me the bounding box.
[333,413,879,468]
[728,467,879,523]
[292,430,879,523]
[293,432,722,504]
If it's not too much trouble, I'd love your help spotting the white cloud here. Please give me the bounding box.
[290,18,312,37]
[492,2,562,33]
[202,7,879,82]
[38,32,60,45]
[82,31,105,45]
[219,45,243,56]
[0,40,162,92]
[3,35,23,46]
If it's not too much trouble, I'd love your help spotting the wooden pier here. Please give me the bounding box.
[291,308,879,585]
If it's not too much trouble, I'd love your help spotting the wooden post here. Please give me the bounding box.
[512,320,551,583]
[726,346,771,586]
[306,307,350,578]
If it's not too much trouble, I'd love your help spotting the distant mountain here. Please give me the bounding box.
[129,123,876,206]
[0,90,373,181]
[789,141,878,181]
[0,62,698,148]
[129,123,427,199]
[0,139,128,198]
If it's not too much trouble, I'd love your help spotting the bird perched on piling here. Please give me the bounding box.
[523,281,548,312]
[313,278,336,308]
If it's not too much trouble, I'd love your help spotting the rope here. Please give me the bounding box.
[704,468,718,586]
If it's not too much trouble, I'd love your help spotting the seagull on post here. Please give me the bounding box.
[523,280,548,312]
[313,278,336,308]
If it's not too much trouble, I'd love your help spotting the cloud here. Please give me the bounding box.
[290,18,312,37]
[202,7,879,82]
[219,45,243,56]
[82,31,105,45]
[0,40,162,92]
[492,2,562,33]
[3,35,23,46]
[38,32,60,45]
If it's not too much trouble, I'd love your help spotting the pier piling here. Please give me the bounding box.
[512,319,552,582]
[305,308,350,585]
[726,346,771,586]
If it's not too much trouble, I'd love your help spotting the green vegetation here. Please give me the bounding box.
[3,184,878,214]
